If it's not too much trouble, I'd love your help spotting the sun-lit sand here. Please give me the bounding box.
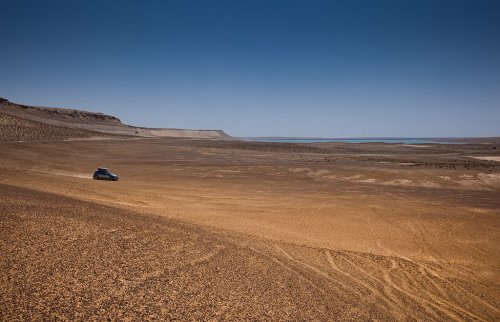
[472,156,500,162]
[1,135,499,320]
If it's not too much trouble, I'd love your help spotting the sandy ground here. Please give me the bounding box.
[1,138,499,320]
[472,156,500,162]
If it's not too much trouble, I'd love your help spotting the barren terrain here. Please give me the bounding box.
[0,98,231,139]
[1,136,499,321]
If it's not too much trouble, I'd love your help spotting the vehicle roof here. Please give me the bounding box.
[97,167,108,170]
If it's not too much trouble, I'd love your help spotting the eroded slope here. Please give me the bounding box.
[0,98,231,139]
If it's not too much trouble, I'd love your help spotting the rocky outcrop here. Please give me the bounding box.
[0,98,232,139]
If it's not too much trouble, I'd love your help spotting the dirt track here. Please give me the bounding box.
[1,138,499,320]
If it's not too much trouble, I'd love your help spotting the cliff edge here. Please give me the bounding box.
[0,98,232,140]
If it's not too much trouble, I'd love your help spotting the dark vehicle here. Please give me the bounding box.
[93,167,119,181]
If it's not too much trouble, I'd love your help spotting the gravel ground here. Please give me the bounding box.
[1,136,499,321]
[0,113,119,142]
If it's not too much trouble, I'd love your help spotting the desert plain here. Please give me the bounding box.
[1,104,499,320]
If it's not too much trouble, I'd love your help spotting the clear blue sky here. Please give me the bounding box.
[1,0,499,137]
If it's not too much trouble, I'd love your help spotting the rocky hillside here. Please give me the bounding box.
[0,98,232,140]
[0,113,121,142]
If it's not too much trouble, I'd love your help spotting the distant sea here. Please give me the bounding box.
[243,138,463,144]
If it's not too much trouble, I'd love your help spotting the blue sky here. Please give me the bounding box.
[1,0,499,137]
